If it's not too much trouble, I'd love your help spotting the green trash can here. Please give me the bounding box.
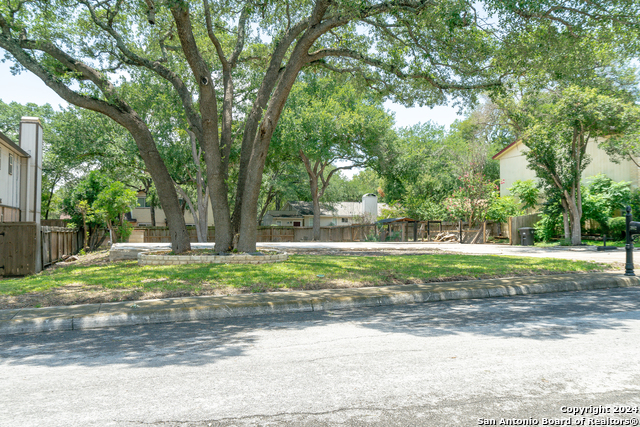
[518,227,535,246]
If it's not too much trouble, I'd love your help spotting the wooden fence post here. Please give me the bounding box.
[483,221,487,244]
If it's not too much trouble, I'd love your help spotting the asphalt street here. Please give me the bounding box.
[2,287,640,426]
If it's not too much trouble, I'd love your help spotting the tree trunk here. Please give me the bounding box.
[150,205,156,227]
[257,187,276,226]
[82,213,88,249]
[107,221,115,246]
[236,152,268,252]
[312,182,321,241]
[561,200,571,241]
[563,210,571,241]
[312,202,322,241]
[566,198,582,245]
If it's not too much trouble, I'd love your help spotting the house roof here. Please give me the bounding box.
[270,213,303,219]
[286,201,389,217]
[492,140,519,160]
[377,217,416,224]
[0,130,30,158]
[287,201,338,216]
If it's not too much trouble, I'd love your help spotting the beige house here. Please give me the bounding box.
[493,139,640,197]
[263,194,388,227]
[0,118,42,223]
[129,191,215,226]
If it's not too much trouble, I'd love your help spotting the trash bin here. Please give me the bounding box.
[518,227,535,246]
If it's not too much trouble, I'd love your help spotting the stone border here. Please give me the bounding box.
[138,250,288,266]
[2,272,639,335]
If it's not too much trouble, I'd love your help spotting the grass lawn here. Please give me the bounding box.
[0,251,609,309]
[535,239,638,248]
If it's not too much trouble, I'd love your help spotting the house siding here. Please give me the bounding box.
[0,145,23,210]
[131,199,216,226]
[498,139,640,197]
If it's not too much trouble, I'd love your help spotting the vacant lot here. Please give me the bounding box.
[0,250,608,309]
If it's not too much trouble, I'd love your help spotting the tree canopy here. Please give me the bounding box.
[508,85,640,245]
[2,0,638,251]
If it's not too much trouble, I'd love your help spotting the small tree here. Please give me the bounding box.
[443,173,497,226]
[93,182,137,244]
[76,200,91,249]
[61,171,111,250]
[509,180,540,213]
[517,86,640,245]
[273,76,393,240]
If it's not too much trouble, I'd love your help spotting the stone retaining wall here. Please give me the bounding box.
[138,251,288,266]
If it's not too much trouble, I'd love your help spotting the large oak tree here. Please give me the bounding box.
[1,0,636,252]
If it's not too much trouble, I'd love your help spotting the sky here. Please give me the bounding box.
[0,60,464,129]
[0,58,464,179]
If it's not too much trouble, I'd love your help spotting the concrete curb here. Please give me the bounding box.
[1,272,639,335]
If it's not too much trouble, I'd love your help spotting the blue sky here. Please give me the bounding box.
[0,59,463,129]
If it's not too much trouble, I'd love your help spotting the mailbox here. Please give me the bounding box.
[628,221,640,237]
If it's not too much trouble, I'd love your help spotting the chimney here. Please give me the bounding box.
[362,193,377,223]
[19,117,43,224]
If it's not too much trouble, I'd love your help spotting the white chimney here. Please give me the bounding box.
[362,193,377,223]
[19,117,43,224]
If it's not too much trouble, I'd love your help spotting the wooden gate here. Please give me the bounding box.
[0,222,38,276]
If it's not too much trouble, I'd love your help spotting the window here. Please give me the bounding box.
[276,220,282,226]
[137,197,148,208]
[341,217,349,223]
[8,153,13,175]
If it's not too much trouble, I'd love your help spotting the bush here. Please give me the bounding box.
[487,196,522,223]
[115,221,134,243]
[365,232,380,242]
[534,214,562,242]
[607,217,626,240]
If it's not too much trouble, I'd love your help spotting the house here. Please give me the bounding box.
[130,191,215,226]
[262,194,388,227]
[0,117,42,223]
[493,139,640,197]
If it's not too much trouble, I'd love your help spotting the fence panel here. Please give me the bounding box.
[0,222,38,276]
[140,224,381,244]
[0,206,21,222]
[508,213,541,245]
[41,226,83,267]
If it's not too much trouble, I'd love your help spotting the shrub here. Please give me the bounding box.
[607,216,626,240]
[509,180,539,211]
[534,214,562,242]
[487,196,522,224]
[116,221,134,243]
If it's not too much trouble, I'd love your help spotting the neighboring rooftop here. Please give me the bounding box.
[0,130,30,158]
[286,201,388,217]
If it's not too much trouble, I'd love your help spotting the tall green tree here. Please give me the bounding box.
[93,181,137,244]
[1,0,636,252]
[272,76,393,240]
[512,86,640,245]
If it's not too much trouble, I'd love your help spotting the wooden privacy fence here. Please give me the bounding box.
[138,223,511,244]
[41,226,84,268]
[0,205,20,222]
[0,222,38,276]
[140,224,380,243]
[508,213,541,245]
[143,226,216,243]
[0,222,83,276]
